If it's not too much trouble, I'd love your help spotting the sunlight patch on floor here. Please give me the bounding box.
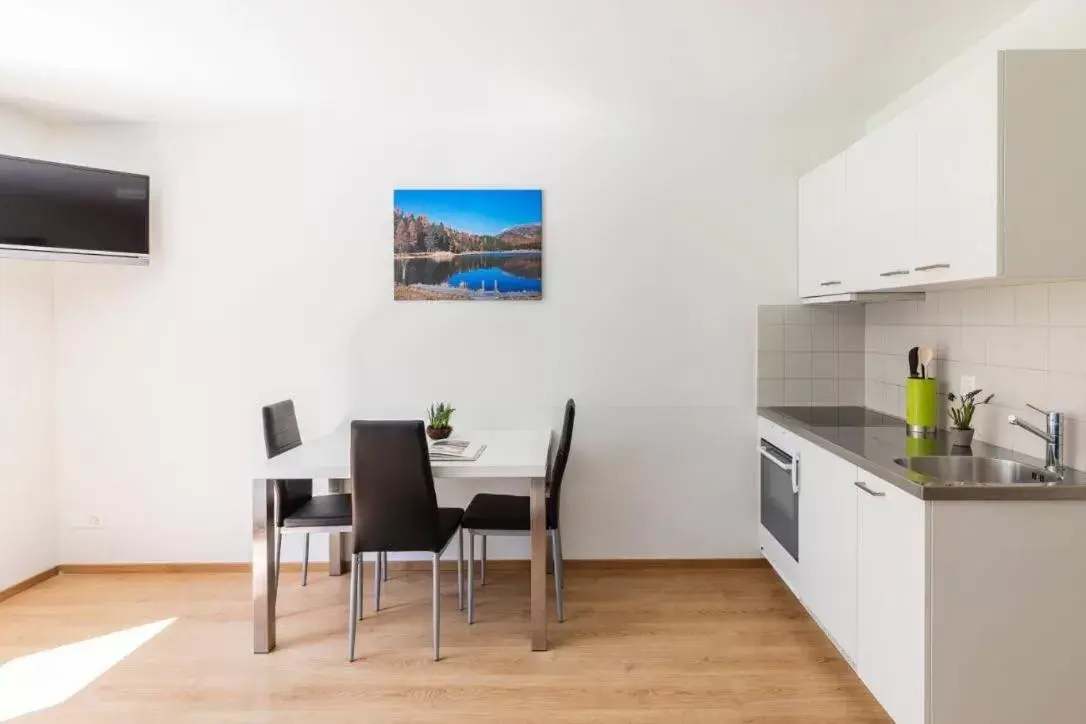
[0,617,175,722]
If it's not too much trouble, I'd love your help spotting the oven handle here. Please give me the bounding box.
[759,442,793,472]
[759,442,800,494]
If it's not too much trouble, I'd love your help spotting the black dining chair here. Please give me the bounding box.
[461,398,575,623]
[262,400,353,589]
[347,420,464,662]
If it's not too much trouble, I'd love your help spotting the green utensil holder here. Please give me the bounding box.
[905,378,938,437]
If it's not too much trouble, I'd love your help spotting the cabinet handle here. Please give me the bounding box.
[819,280,842,287]
[854,481,886,497]
[914,263,951,272]
[879,270,911,278]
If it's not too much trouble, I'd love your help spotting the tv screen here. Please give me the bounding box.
[0,154,149,263]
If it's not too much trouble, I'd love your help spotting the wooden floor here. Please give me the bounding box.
[0,565,889,723]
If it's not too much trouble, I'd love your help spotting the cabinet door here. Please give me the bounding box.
[797,441,858,662]
[856,471,927,724]
[916,58,1000,283]
[847,111,919,291]
[798,152,849,297]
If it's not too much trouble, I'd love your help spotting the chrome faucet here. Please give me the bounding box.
[1008,403,1064,473]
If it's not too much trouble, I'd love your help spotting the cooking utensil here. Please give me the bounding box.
[918,347,934,379]
[908,347,920,379]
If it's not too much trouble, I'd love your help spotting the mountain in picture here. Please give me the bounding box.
[393,189,543,301]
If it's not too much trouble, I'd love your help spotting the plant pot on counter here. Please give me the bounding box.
[947,428,974,447]
[427,426,452,441]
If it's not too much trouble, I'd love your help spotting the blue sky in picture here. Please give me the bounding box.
[394,189,542,235]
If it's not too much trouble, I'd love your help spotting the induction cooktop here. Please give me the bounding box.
[767,406,902,428]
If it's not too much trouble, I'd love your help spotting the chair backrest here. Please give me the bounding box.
[549,398,576,526]
[261,400,313,524]
[350,420,441,553]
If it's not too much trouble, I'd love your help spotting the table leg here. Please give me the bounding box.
[529,476,548,651]
[328,479,350,576]
[253,479,276,654]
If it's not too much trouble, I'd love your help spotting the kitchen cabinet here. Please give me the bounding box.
[914,58,999,284]
[758,412,1086,723]
[797,152,848,297]
[847,110,918,290]
[855,470,927,724]
[796,439,858,663]
[798,50,1086,299]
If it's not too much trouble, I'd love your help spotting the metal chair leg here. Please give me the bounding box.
[552,528,565,623]
[383,552,389,582]
[348,554,359,662]
[373,552,381,611]
[432,552,441,661]
[357,550,364,621]
[274,528,283,592]
[457,527,464,611]
[467,531,475,624]
[301,533,310,586]
[480,535,487,585]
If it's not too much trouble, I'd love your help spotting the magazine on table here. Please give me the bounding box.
[428,439,486,461]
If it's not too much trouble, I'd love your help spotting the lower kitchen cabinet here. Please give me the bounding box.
[855,469,926,724]
[797,441,858,663]
[766,423,1086,723]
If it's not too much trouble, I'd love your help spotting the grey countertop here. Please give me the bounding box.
[758,406,1086,501]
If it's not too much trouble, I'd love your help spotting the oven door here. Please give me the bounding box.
[759,439,799,561]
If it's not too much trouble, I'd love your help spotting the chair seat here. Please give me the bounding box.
[355,507,464,553]
[282,493,352,528]
[461,493,556,531]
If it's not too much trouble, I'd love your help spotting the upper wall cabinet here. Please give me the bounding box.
[797,152,848,297]
[799,50,1086,299]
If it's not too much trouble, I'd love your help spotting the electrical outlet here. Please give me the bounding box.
[960,375,976,394]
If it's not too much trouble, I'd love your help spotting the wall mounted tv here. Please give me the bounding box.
[0,154,149,265]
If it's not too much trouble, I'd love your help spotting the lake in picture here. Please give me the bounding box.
[393,189,543,300]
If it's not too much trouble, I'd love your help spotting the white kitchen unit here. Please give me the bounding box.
[797,441,858,663]
[798,49,1086,299]
[797,152,848,297]
[757,415,1086,724]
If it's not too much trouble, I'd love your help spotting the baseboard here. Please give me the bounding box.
[0,566,60,604]
[59,563,251,574]
[56,558,768,575]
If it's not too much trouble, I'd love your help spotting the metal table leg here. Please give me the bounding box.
[529,476,548,651]
[253,479,277,653]
[328,478,350,576]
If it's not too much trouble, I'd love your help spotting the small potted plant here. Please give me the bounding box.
[426,402,455,441]
[946,389,994,447]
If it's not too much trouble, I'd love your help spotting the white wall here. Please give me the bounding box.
[0,107,56,589]
[49,115,798,564]
[868,0,1086,130]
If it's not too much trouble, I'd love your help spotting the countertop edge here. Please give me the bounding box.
[756,407,1086,502]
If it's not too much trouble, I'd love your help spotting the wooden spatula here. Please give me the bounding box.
[918,347,934,379]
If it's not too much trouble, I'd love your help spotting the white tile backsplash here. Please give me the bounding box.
[837,324,865,352]
[986,286,1016,326]
[811,325,837,352]
[757,304,866,408]
[784,324,813,352]
[758,324,784,352]
[784,378,813,405]
[1048,281,1086,326]
[811,352,838,379]
[785,352,813,378]
[1014,285,1049,327]
[864,282,1086,470]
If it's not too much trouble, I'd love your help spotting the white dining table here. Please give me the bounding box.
[252,426,553,653]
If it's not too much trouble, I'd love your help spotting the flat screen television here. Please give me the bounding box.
[0,154,149,265]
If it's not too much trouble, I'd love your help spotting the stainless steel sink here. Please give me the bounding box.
[893,456,1063,485]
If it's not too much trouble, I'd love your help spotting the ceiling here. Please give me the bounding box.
[0,0,1040,125]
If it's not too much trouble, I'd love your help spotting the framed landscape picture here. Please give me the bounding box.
[393,189,543,300]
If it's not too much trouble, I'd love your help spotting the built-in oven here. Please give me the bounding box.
[759,436,799,562]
